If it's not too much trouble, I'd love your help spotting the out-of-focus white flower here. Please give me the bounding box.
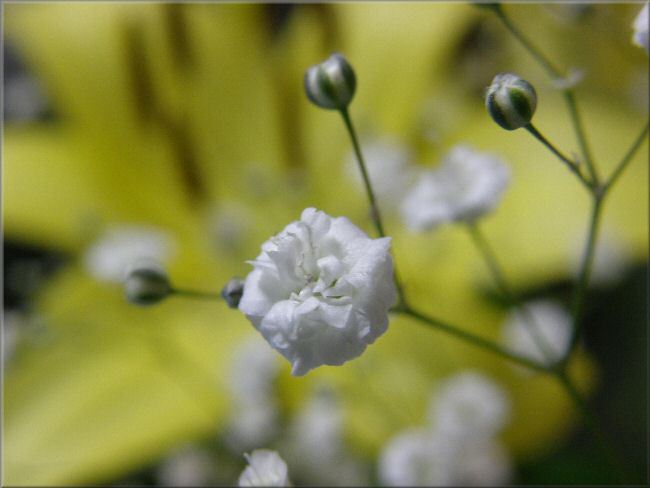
[551,67,585,90]
[501,300,572,367]
[569,231,630,287]
[379,429,454,487]
[380,370,514,486]
[225,338,280,452]
[379,429,512,487]
[207,201,252,254]
[238,208,396,376]
[429,371,510,441]
[345,138,417,212]
[400,145,510,232]
[156,446,215,487]
[84,225,175,282]
[3,311,22,366]
[632,3,649,54]
[4,74,48,123]
[284,388,369,486]
[446,438,513,486]
[238,449,290,487]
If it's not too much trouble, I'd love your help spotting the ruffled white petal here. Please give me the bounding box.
[238,449,290,487]
[239,208,396,375]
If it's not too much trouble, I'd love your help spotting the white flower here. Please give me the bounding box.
[632,3,649,54]
[345,138,417,212]
[238,449,290,487]
[569,230,630,287]
[208,201,252,254]
[400,145,510,232]
[156,446,215,487]
[283,388,369,486]
[429,371,510,441]
[379,429,512,486]
[379,429,455,487]
[225,338,280,452]
[3,311,22,366]
[501,300,572,367]
[551,67,585,90]
[84,224,175,282]
[238,208,397,376]
[444,438,513,486]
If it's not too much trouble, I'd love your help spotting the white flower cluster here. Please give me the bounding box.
[225,338,281,452]
[401,145,510,231]
[283,388,369,486]
[345,140,510,232]
[238,449,290,487]
[239,208,397,376]
[156,446,215,487]
[633,3,649,54]
[501,300,572,369]
[379,371,512,486]
[84,224,176,282]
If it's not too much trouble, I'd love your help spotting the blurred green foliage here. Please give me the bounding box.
[3,2,647,485]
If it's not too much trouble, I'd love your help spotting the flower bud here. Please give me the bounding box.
[221,277,244,309]
[304,53,356,110]
[124,259,172,306]
[485,73,537,130]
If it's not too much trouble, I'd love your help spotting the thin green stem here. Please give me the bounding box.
[340,108,386,238]
[466,223,511,298]
[466,222,558,363]
[603,121,649,193]
[493,6,599,183]
[493,7,560,77]
[395,305,549,374]
[171,287,222,301]
[563,195,603,363]
[525,123,593,190]
[339,107,408,308]
[563,91,599,184]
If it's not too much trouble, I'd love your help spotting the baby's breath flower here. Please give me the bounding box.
[400,145,510,232]
[379,429,512,487]
[344,138,417,213]
[84,224,175,282]
[632,3,649,54]
[283,387,369,486]
[238,208,396,376]
[156,446,215,487]
[238,449,290,487]
[379,429,453,487]
[551,67,585,90]
[225,338,280,452]
[429,371,510,441]
[304,53,356,110]
[486,73,537,130]
[501,300,572,367]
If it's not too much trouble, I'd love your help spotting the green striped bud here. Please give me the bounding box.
[124,259,172,306]
[304,53,356,110]
[485,73,537,130]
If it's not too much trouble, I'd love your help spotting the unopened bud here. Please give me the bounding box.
[124,259,172,306]
[221,277,244,309]
[485,73,537,130]
[304,53,356,110]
